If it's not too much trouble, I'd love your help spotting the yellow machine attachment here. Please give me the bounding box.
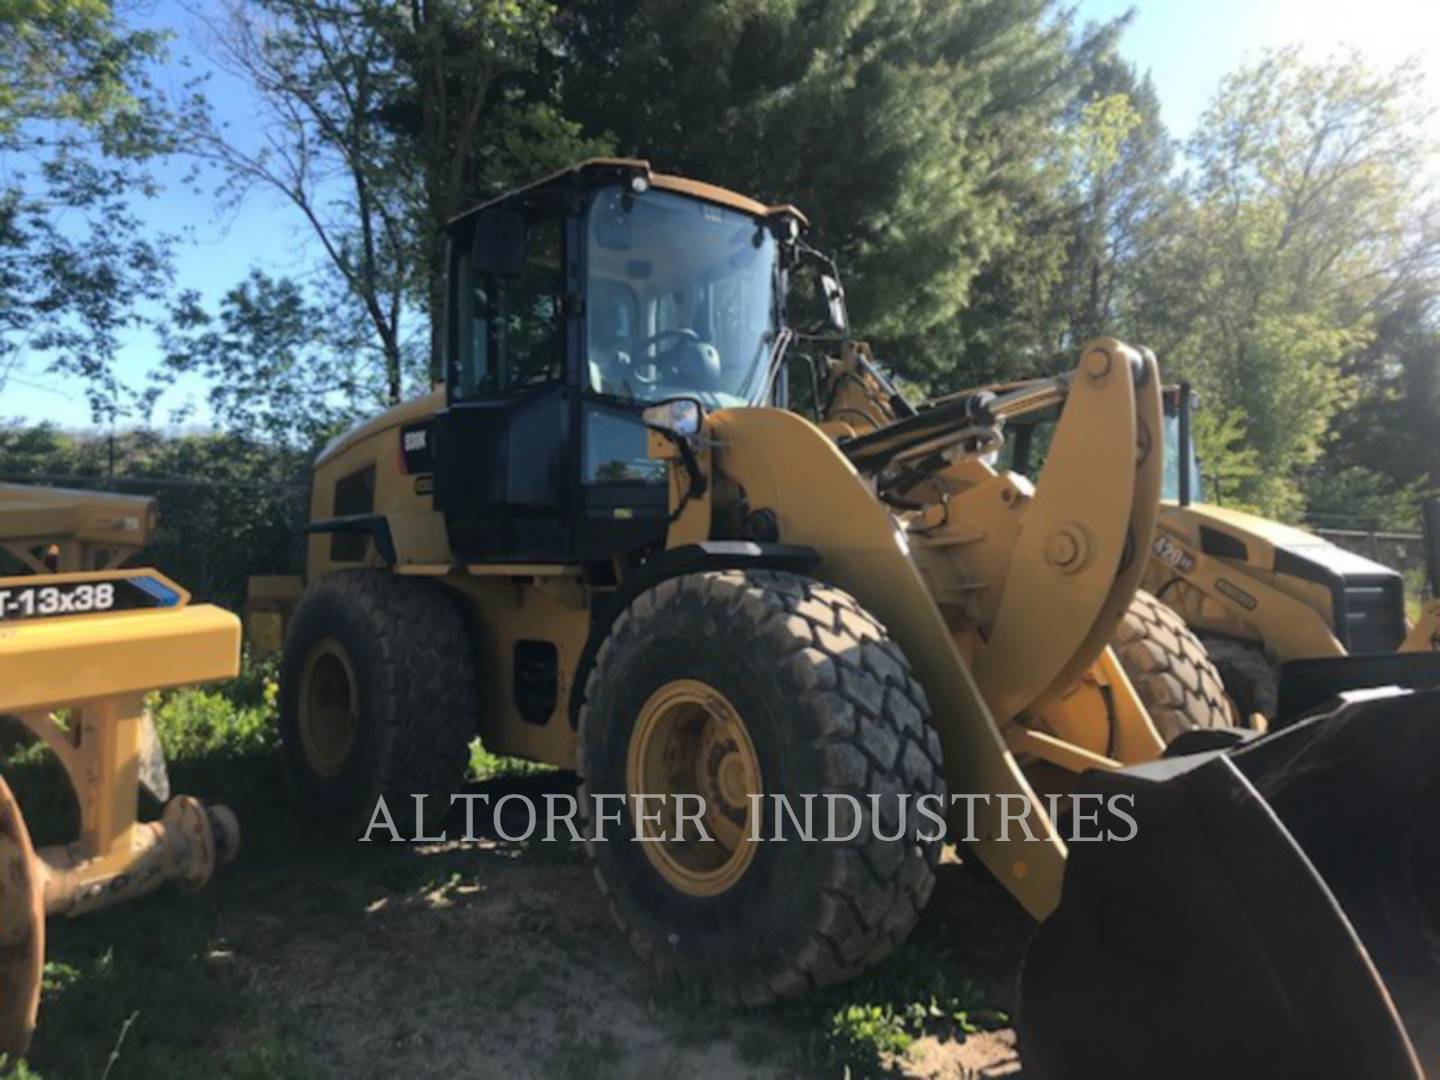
[0,568,241,1057]
[0,482,156,574]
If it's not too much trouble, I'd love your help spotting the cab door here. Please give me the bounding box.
[576,266,668,561]
[434,205,575,563]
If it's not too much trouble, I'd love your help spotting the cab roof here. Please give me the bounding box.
[448,157,809,230]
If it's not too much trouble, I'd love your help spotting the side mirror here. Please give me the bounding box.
[820,273,848,333]
[642,397,704,439]
[472,209,526,276]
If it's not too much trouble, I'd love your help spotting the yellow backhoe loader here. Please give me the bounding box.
[1142,386,1439,719]
[0,485,242,1057]
[1006,384,1440,721]
[269,159,1440,1077]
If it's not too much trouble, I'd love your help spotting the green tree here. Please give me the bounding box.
[188,0,422,404]
[957,52,1175,381]
[1305,290,1439,527]
[0,0,175,421]
[383,0,609,373]
[558,0,1121,388]
[158,271,383,450]
[1133,48,1440,518]
[186,0,607,403]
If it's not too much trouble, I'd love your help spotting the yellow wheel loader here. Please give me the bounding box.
[0,485,242,1057]
[272,159,1440,1076]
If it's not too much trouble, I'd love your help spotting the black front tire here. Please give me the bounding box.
[1113,590,1233,740]
[577,569,945,1006]
[1197,634,1277,723]
[279,570,477,838]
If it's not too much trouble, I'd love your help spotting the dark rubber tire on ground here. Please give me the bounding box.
[1113,590,1232,741]
[577,569,945,1007]
[1197,634,1278,723]
[279,570,477,839]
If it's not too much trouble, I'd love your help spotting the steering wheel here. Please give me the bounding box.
[630,328,702,384]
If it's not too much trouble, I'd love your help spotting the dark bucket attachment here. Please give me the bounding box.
[1017,687,1440,1080]
[1278,650,1440,723]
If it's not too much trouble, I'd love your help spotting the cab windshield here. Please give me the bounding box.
[1161,394,1203,503]
[585,187,779,408]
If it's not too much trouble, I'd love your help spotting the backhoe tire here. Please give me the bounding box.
[1113,590,1232,741]
[577,569,945,1006]
[279,570,477,839]
[1197,634,1277,723]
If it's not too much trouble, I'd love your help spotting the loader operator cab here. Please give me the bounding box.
[1161,383,1204,505]
[436,160,802,565]
[1004,381,1204,506]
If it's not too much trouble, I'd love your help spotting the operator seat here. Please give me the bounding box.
[588,281,633,394]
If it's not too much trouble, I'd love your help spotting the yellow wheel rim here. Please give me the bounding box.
[626,679,762,897]
[299,640,358,778]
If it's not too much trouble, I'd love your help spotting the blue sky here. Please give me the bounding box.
[5,0,1439,430]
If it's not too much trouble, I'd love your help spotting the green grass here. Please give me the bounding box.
[779,944,1007,1076]
[0,653,554,1079]
[645,938,1008,1076]
[545,1032,624,1080]
[467,737,554,781]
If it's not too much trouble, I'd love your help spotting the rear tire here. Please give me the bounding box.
[279,570,477,838]
[1113,590,1232,741]
[1197,635,1277,723]
[577,569,945,1006]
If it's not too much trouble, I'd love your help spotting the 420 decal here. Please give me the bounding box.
[1152,534,1197,575]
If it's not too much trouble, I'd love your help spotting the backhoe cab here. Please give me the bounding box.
[276,160,1440,1077]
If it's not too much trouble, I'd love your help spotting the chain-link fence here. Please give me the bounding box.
[0,472,309,611]
[5,471,1433,609]
[1308,521,1435,602]
[1311,527,1425,576]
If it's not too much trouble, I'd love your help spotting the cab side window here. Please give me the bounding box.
[502,214,563,388]
[463,267,494,396]
[452,208,564,397]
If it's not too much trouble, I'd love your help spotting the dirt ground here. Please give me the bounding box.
[223,774,1031,1079]
[25,766,1037,1079]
